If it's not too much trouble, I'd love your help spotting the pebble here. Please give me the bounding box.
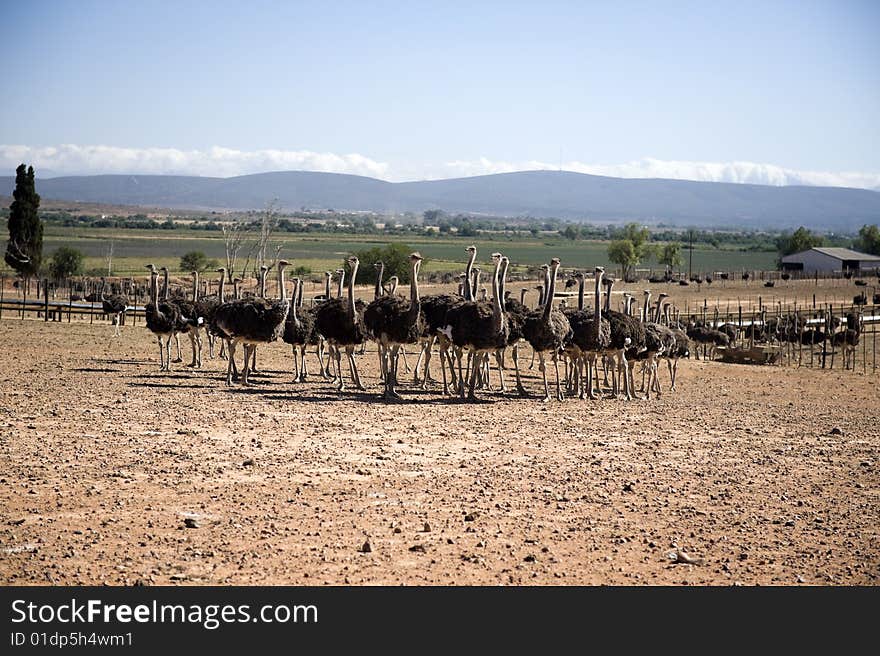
[243,458,255,467]
[829,427,843,436]
[422,522,431,532]
[360,540,372,553]
[409,544,427,553]
[464,513,477,522]
[183,518,199,529]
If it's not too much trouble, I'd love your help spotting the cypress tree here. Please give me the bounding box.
[5,164,43,276]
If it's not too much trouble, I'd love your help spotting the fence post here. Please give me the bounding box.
[43,278,49,322]
[0,274,4,321]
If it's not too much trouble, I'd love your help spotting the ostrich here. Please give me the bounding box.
[498,256,529,396]
[283,277,318,381]
[364,253,425,399]
[314,256,367,392]
[601,276,645,400]
[144,265,181,371]
[197,268,227,359]
[635,290,676,398]
[522,258,571,401]
[162,268,204,368]
[832,312,862,369]
[440,252,508,400]
[211,260,291,386]
[99,277,128,336]
[414,245,477,392]
[662,302,690,390]
[567,267,612,400]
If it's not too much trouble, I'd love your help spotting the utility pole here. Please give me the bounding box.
[688,229,694,279]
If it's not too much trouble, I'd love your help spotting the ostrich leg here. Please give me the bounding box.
[538,353,550,402]
[346,346,365,390]
[299,345,308,381]
[292,346,300,382]
[334,347,346,392]
[165,336,174,372]
[187,332,198,367]
[224,341,236,385]
[553,353,564,401]
[157,336,166,371]
[398,347,411,375]
[618,350,632,400]
[493,350,507,393]
[386,344,403,400]
[241,344,255,386]
[511,344,528,397]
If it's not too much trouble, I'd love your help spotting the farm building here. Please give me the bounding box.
[780,247,880,273]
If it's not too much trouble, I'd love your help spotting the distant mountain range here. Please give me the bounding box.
[3,170,879,231]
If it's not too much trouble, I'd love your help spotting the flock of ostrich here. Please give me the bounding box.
[96,245,867,402]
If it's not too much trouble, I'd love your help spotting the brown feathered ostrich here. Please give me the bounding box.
[99,277,128,337]
[414,245,477,393]
[144,264,181,371]
[283,278,318,381]
[210,260,291,386]
[314,256,367,392]
[440,252,508,400]
[601,276,646,400]
[364,253,425,399]
[522,258,572,401]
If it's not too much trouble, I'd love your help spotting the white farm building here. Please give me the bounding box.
[780,247,880,273]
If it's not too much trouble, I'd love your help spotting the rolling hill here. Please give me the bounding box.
[3,170,879,231]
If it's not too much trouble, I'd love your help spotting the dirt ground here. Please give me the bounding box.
[0,315,878,586]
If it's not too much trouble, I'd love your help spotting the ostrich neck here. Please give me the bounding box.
[277,266,287,302]
[594,271,603,326]
[260,271,267,299]
[644,293,651,323]
[471,270,480,302]
[499,261,509,312]
[324,275,331,299]
[218,276,225,303]
[375,264,384,299]
[193,273,199,302]
[100,280,107,300]
[491,259,503,330]
[464,250,476,301]
[520,288,526,305]
[604,282,612,314]
[291,280,300,321]
[337,272,345,298]
[410,261,420,308]
[347,262,358,319]
[162,270,169,301]
[297,278,304,309]
[578,277,585,311]
[543,269,551,307]
[543,264,559,320]
[150,275,159,305]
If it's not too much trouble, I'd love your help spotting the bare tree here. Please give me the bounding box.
[105,240,115,275]
[221,220,248,282]
[256,199,282,272]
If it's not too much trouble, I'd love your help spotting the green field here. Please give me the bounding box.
[9,225,778,277]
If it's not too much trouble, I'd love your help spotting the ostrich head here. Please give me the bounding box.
[145,263,157,273]
[466,245,476,256]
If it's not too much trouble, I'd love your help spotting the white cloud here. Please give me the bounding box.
[0,144,390,179]
[442,156,880,190]
[1,144,878,191]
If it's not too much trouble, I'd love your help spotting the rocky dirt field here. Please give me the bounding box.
[0,317,878,586]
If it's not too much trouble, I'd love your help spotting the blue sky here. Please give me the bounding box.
[1,1,878,187]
